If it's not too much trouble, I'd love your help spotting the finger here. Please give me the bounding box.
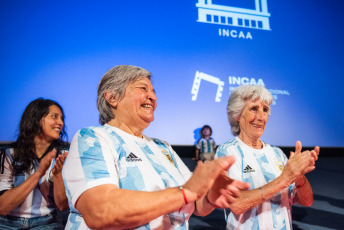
[310,150,318,161]
[295,141,302,154]
[289,151,295,159]
[304,165,316,174]
[220,189,237,203]
[314,146,320,156]
[231,180,250,191]
[44,149,57,163]
[224,184,241,197]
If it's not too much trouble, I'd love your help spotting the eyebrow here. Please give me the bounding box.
[137,82,156,94]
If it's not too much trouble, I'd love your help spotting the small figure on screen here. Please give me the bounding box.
[193,125,216,162]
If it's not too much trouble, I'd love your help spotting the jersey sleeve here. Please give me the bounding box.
[62,127,118,208]
[0,149,14,191]
[216,144,243,181]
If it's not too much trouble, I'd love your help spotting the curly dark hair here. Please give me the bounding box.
[4,98,69,175]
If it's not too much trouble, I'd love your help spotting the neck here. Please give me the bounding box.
[238,133,262,149]
[34,136,51,158]
[107,119,146,138]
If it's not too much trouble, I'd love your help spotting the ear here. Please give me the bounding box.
[104,91,118,108]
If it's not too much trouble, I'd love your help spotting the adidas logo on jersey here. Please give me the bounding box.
[126,153,142,162]
[243,165,255,173]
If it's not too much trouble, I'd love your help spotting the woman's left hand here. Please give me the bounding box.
[52,151,68,177]
[207,171,250,209]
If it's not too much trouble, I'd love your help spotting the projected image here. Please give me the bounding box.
[212,0,256,10]
[196,0,271,30]
[0,0,343,148]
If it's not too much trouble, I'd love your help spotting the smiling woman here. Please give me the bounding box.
[106,77,157,136]
[215,85,320,230]
[62,65,250,230]
[0,98,69,229]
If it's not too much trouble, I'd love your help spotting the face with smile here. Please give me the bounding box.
[112,77,157,133]
[40,105,64,143]
[237,99,269,145]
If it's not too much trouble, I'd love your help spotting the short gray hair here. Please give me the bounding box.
[97,65,151,125]
[227,85,273,136]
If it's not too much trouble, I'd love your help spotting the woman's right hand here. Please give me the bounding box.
[183,156,236,202]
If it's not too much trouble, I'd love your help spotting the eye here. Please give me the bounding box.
[250,106,258,111]
[140,86,147,91]
[263,107,269,112]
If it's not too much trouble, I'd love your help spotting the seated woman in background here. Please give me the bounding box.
[0,98,69,229]
[215,85,319,230]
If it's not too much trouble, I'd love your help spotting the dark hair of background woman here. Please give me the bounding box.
[2,98,69,175]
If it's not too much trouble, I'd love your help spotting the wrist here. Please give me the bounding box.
[205,193,220,209]
[296,176,307,188]
[182,188,198,204]
[278,173,294,189]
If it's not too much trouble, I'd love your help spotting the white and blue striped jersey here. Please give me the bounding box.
[0,148,63,218]
[196,138,216,154]
[63,124,194,230]
[216,137,296,230]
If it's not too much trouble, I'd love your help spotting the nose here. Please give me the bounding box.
[256,109,266,120]
[57,117,64,126]
[148,89,157,102]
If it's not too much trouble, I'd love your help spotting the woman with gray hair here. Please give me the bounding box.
[62,65,250,230]
[215,84,319,230]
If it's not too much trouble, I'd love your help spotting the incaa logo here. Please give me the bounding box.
[229,76,265,86]
[191,71,290,105]
[196,0,271,39]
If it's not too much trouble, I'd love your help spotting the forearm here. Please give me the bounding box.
[53,174,69,211]
[0,173,41,215]
[294,176,313,206]
[229,175,289,215]
[78,185,194,229]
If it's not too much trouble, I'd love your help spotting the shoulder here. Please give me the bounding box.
[264,142,284,155]
[77,126,103,137]
[216,138,241,158]
[150,137,172,149]
[0,145,15,158]
[263,142,288,160]
[73,126,114,142]
[217,138,239,151]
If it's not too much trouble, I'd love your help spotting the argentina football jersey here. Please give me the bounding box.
[216,137,296,230]
[63,124,194,230]
[0,148,64,218]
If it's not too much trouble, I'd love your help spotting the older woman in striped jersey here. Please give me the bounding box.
[215,85,319,230]
[62,65,250,230]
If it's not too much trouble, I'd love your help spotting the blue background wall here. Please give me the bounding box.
[1,0,343,147]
